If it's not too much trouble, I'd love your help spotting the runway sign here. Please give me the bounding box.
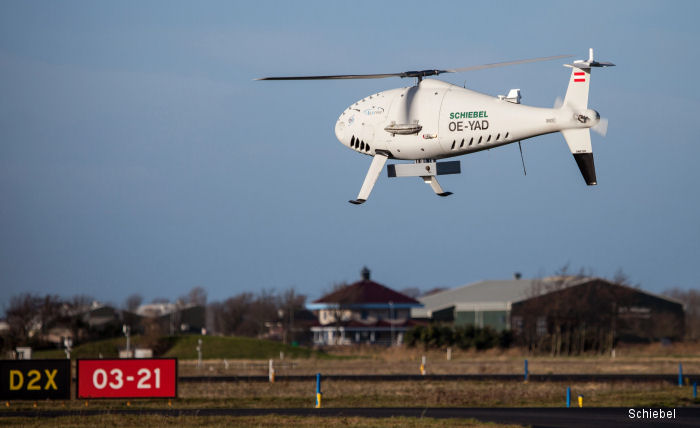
[0,359,71,400]
[77,358,177,399]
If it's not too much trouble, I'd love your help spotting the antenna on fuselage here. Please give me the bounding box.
[518,141,527,176]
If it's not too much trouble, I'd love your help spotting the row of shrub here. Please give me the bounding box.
[405,325,513,350]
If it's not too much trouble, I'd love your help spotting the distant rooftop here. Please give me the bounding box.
[309,267,422,309]
[412,279,539,318]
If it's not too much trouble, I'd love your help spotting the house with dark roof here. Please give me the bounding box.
[307,267,423,345]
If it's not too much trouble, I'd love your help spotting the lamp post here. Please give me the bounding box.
[278,309,286,344]
[196,338,203,369]
[122,325,131,357]
[63,337,73,360]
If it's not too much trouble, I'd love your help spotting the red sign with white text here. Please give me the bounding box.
[77,358,177,398]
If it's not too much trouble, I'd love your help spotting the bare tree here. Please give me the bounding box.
[5,293,41,349]
[36,295,63,336]
[213,292,254,335]
[277,288,306,343]
[70,294,94,311]
[610,268,641,289]
[124,294,143,312]
[184,286,207,306]
[315,282,365,345]
[399,287,421,299]
[664,287,700,341]
[4,293,62,349]
[246,290,278,337]
[421,287,448,297]
[62,294,94,343]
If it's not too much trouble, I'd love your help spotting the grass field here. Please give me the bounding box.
[32,335,331,360]
[176,342,700,376]
[12,340,700,426]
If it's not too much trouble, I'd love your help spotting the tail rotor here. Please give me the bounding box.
[592,117,608,137]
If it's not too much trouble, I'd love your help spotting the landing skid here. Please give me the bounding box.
[348,153,388,205]
[349,158,460,204]
[422,175,453,197]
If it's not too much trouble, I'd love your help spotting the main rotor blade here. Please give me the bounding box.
[255,73,403,81]
[256,54,572,81]
[444,54,572,73]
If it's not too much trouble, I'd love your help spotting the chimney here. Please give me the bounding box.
[361,266,371,281]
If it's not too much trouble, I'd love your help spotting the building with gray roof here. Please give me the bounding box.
[412,278,538,331]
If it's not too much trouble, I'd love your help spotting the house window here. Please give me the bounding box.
[512,316,523,333]
[536,317,548,336]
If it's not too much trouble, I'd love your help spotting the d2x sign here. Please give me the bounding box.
[0,359,71,400]
[77,358,177,399]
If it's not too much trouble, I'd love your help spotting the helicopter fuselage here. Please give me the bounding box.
[334,79,598,161]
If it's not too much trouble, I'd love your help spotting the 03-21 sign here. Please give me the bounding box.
[77,358,177,399]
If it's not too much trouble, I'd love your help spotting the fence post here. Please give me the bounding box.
[196,339,202,369]
[524,359,529,383]
[315,373,322,408]
[269,359,275,383]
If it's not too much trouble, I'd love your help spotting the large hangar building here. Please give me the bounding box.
[412,277,685,342]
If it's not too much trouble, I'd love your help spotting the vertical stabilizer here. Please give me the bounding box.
[563,66,590,110]
[562,48,614,110]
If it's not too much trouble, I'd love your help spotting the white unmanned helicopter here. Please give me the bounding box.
[259,49,614,204]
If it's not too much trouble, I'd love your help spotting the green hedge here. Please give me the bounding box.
[405,325,513,350]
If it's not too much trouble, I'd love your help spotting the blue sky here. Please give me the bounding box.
[1,1,699,309]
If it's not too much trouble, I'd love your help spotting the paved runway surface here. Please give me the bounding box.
[3,407,699,427]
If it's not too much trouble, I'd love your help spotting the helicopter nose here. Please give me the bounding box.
[334,118,347,145]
